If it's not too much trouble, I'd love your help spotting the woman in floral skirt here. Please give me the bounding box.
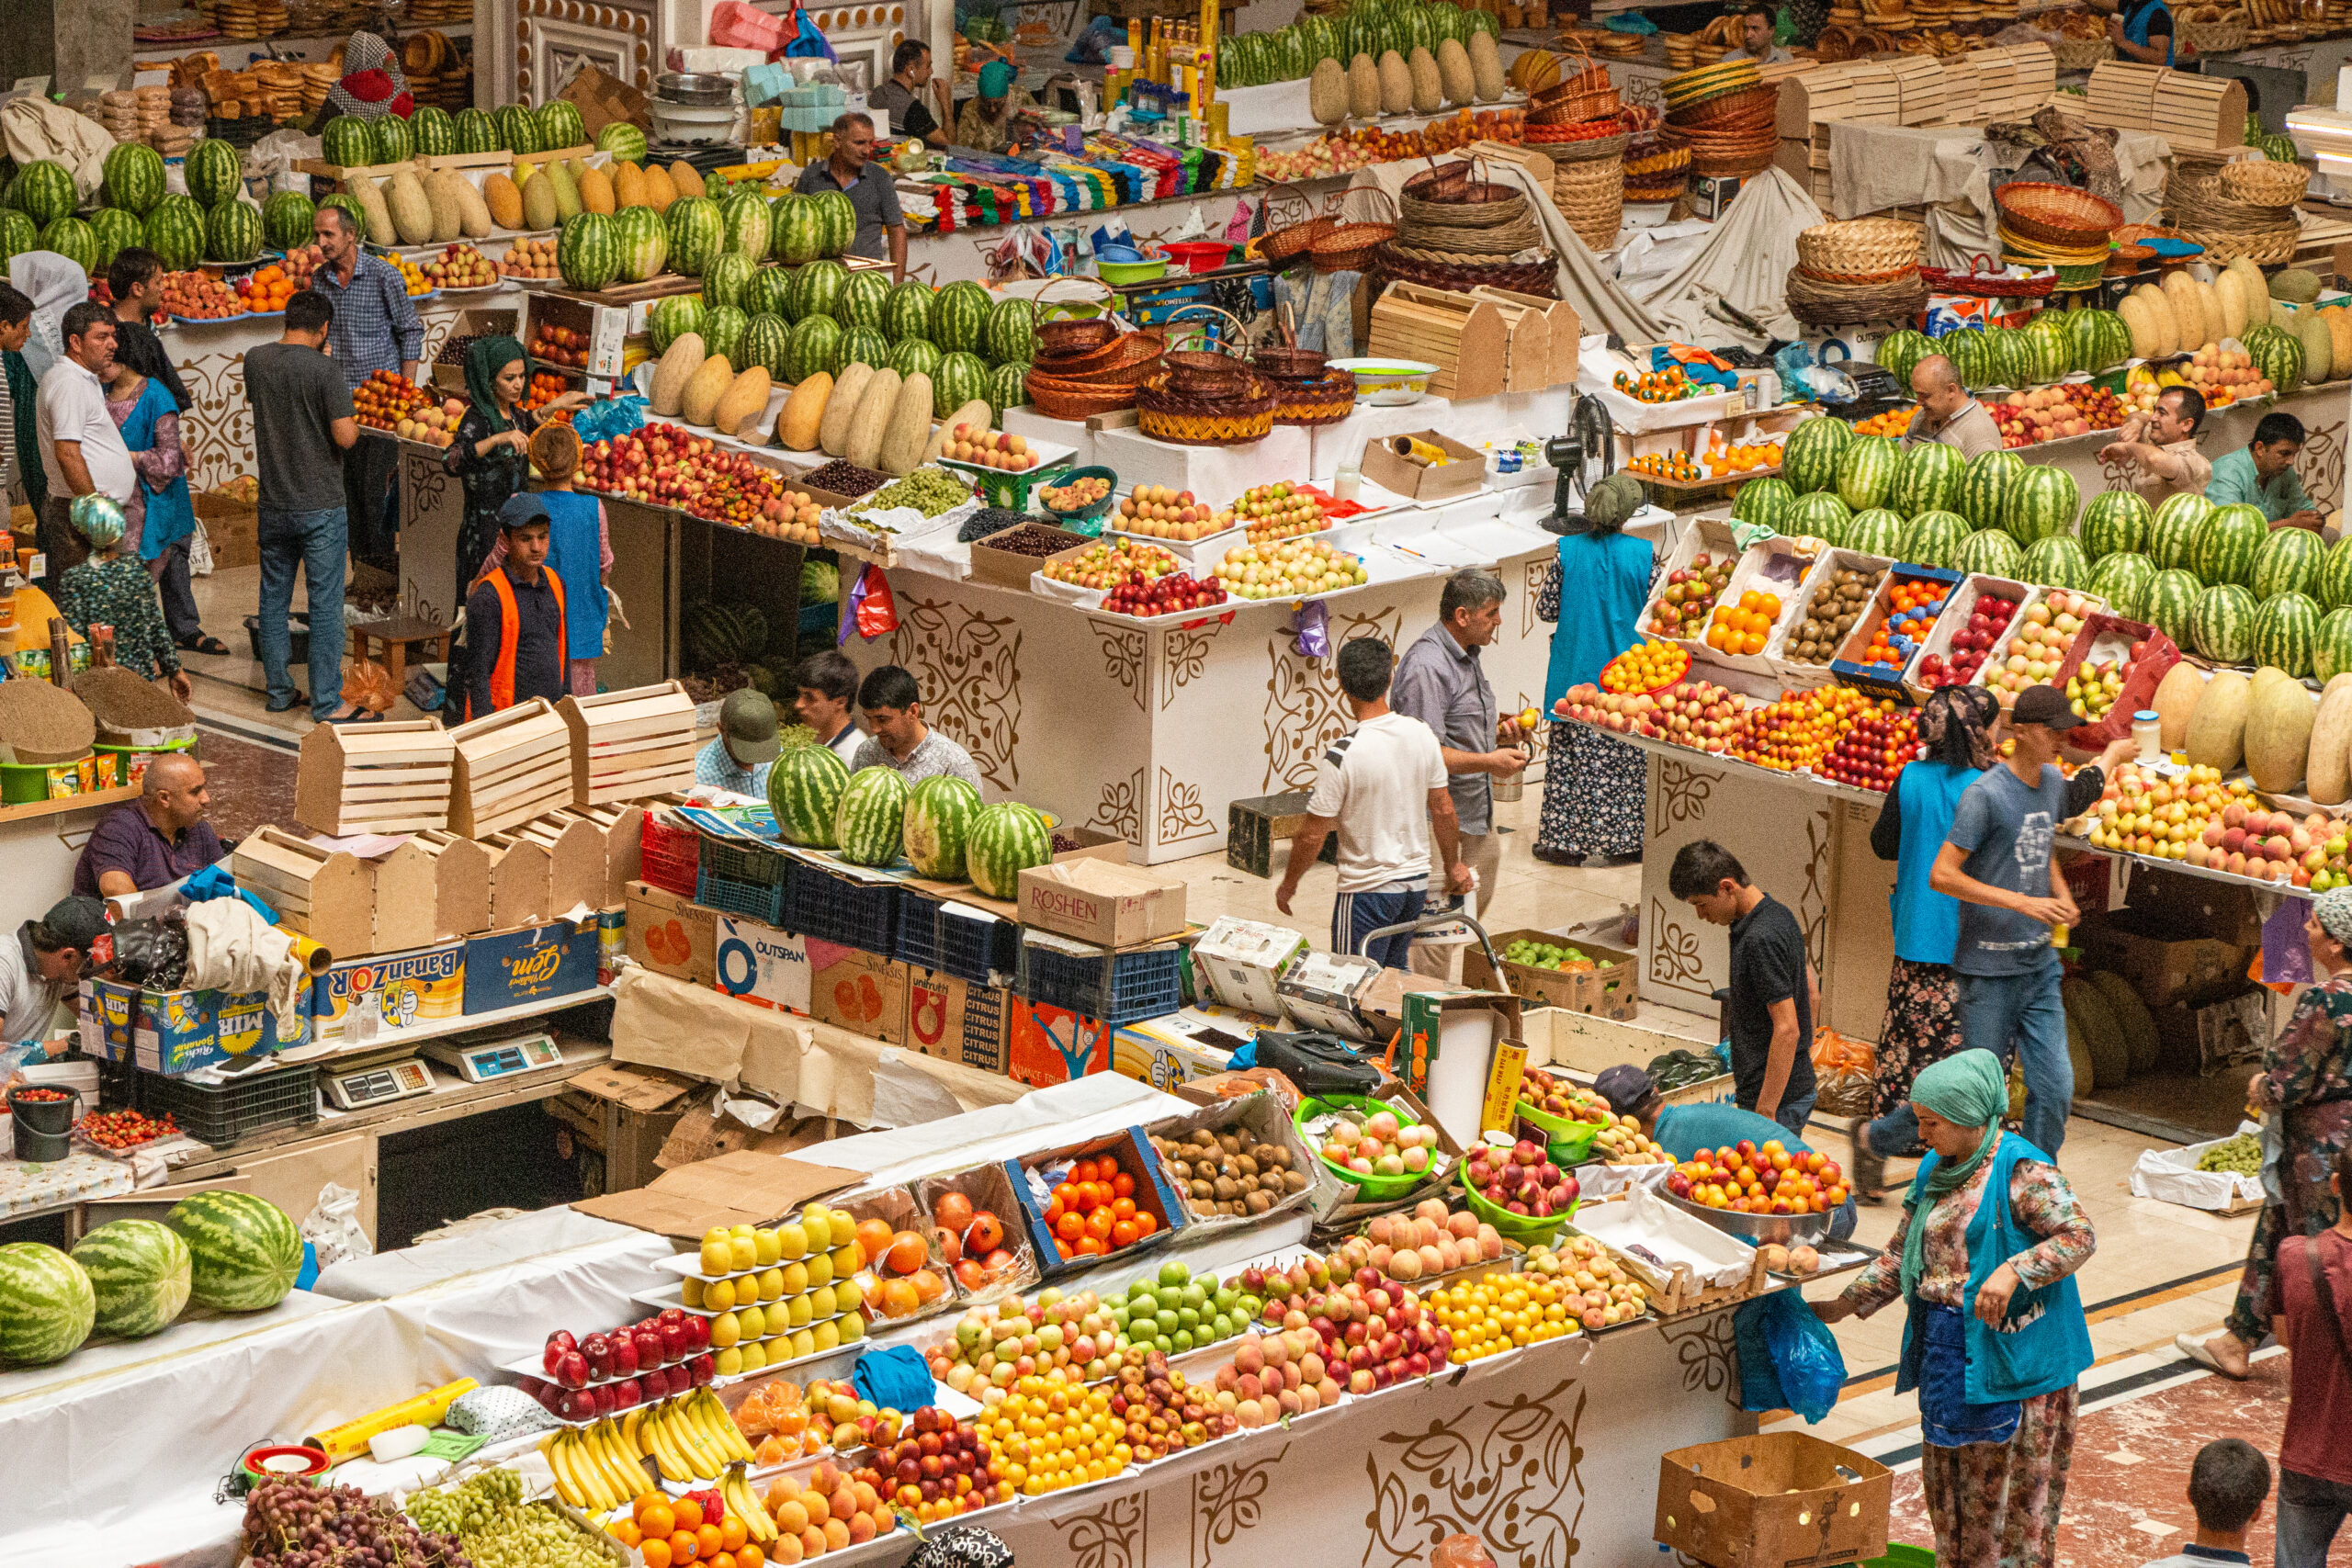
[1817,1050,2096,1568]
[1532,511,1654,865]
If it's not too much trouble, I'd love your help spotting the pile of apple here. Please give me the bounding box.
[159,270,243,320]
[500,236,560,279]
[522,1312,715,1419]
[1646,551,1736,638]
[1465,1136,1579,1219]
[1985,591,2091,700]
[529,322,589,368]
[2194,800,2349,887]
[1103,570,1227,617]
[278,243,322,288]
[1554,682,1661,738]
[1916,592,2018,689]
[1523,1235,1649,1327]
[1668,1135,1848,1215]
[1220,481,1329,544]
[943,423,1039,470]
[1517,1066,1615,1127]
[2181,346,2275,410]
[353,369,430,432]
[1283,1264,1453,1395]
[1211,536,1368,600]
[395,397,467,448]
[1360,1203,1503,1283]
[1201,1331,1338,1432]
[2057,381,2126,430]
[1639,680,1746,754]
[853,1405,1008,1523]
[1817,706,1917,794]
[2066,651,2132,721]
[925,1289,1130,1393]
[1310,1105,1442,1182]
[1997,385,2096,444]
[580,422,800,527]
[1114,484,1218,542]
[1042,536,1179,590]
[1984,403,2035,450]
[2073,761,2244,863]
[421,242,496,289]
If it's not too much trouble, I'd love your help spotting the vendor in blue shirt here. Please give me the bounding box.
[2207,411,2326,533]
[1593,1065,1857,1241]
[2091,0,2176,63]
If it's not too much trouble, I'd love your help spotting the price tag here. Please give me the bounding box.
[85,72,126,93]
[11,75,51,98]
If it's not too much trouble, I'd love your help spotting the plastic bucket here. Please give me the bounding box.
[6,1085,80,1162]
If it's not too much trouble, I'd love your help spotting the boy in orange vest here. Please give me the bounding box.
[464,493,568,717]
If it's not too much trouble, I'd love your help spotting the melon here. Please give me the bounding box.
[2307,674,2352,806]
[164,1191,300,1313]
[2245,670,2317,793]
[0,1243,96,1364]
[2184,670,2252,773]
[2064,978,2129,1090]
[2150,660,2204,753]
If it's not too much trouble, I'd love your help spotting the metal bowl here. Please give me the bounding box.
[1662,1188,1833,1246]
[655,72,738,106]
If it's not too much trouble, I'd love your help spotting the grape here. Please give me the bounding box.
[402,1469,606,1568]
[2197,1132,2262,1174]
[244,1477,469,1568]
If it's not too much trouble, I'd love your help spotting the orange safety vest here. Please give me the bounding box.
[474,562,567,711]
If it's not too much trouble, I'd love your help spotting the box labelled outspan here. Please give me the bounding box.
[1655,1432,1892,1568]
[711,915,808,1010]
[1007,996,1111,1088]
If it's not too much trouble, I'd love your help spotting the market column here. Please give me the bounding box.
[0,0,132,101]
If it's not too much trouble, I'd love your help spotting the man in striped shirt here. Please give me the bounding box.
[308,206,421,566]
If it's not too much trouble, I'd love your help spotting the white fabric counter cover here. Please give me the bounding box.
[1617,167,1824,347]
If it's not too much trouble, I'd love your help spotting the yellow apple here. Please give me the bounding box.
[775,1224,808,1260]
[785,1293,813,1327]
[806,1251,834,1289]
[737,1304,766,1339]
[839,1309,866,1342]
[710,1311,741,1349]
[739,1339,767,1371]
[699,1239,731,1275]
[715,1345,744,1377]
[831,1276,864,1314]
[800,1204,832,1250]
[757,1267,784,1301]
[754,1228,781,1267]
[705,1276,737,1312]
[788,1328,817,1359]
[729,1235,756,1271]
[779,1259,809,1295]
[813,1319,842,1351]
[682,1276,705,1308]
[830,1243,861,1277]
[808,1283,837,1319]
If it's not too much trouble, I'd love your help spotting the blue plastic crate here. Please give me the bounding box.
[896,886,944,970]
[1015,934,1184,1024]
[937,904,1019,986]
[700,837,793,892]
[784,864,900,955]
[695,866,786,925]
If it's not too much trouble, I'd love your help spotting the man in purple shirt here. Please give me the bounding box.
[73,754,225,899]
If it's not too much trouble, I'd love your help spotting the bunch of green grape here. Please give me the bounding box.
[405,1469,527,1542]
[2197,1133,2262,1175]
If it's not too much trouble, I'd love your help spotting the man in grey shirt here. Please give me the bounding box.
[1390,570,1530,977]
[1930,683,2084,1158]
[849,664,986,789]
[795,111,907,276]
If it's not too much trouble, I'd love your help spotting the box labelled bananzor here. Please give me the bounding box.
[310,942,466,1041]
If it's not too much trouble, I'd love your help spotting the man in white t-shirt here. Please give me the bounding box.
[1276,637,1471,970]
[35,301,136,590]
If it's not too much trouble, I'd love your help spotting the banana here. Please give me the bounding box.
[707,1390,758,1463]
[554,1429,613,1513]
[689,1388,752,1462]
[591,1418,646,1499]
[669,1399,725,1478]
[581,1427,627,1513]
[726,1462,779,1541]
[621,1406,646,1459]
[647,1403,698,1481]
[544,1431,585,1508]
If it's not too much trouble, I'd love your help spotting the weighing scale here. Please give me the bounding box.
[324,1057,437,1111]
[420,1032,564,1084]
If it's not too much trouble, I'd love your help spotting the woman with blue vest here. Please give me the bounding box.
[1532,498,1655,866]
[2093,0,2176,63]
[1816,1050,2097,1568]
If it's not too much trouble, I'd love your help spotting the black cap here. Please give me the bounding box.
[41,897,108,948]
[2009,684,2086,730]
[498,492,551,531]
[1592,1064,1658,1117]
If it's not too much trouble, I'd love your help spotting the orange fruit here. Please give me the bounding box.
[884,1230,928,1274]
[643,1543,674,1568]
[854,1217,896,1259]
[696,1524,724,1559]
[641,1501,677,1537]
[674,1500,705,1533]
[672,1530,701,1563]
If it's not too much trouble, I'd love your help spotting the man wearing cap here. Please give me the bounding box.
[695,691,783,799]
[464,494,568,718]
[74,752,224,901]
[1592,1065,1858,1241]
[955,60,1037,157]
[0,897,108,1075]
[796,111,907,276]
[1929,683,2084,1158]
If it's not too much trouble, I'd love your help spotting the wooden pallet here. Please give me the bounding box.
[448,698,574,839]
[1366,282,1508,401]
[558,682,699,807]
[295,718,455,836]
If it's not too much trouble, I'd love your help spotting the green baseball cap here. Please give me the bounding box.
[719,689,781,765]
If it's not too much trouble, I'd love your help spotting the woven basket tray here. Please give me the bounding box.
[1138,374,1276,446]
[2050,35,2112,69]
[1994,181,2122,248]
[1795,217,1922,276]
[2177,13,2247,51]
[1023,371,1142,421]
[1668,83,1777,128]
[1547,129,1630,163]
[2219,158,2311,206]
[1374,243,1563,297]
[1270,370,1359,427]
[2177,224,2298,265]
[1785,267,1929,326]
[1033,328,1168,379]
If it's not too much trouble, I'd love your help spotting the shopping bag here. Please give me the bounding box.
[1734,1288,1848,1423]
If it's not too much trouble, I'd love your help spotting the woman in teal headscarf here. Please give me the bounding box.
[1815,1049,2096,1568]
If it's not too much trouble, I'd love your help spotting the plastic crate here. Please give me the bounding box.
[639,811,701,897]
[937,903,1020,986]
[695,866,786,924]
[139,1065,320,1146]
[783,864,900,955]
[897,886,944,970]
[1016,934,1185,1024]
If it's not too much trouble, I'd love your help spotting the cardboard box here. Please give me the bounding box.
[548,1061,698,1194]
[462,917,600,1014]
[558,61,650,141]
[627,880,718,984]
[1655,1433,1892,1568]
[713,917,811,1011]
[969,524,1092,590]
[1394,986,1521,1117]
[2079,909,2256,1010]
[1692,174,1744,220]
[1461,929,1641,1021]
[80,977,138,1061]
[2119,867,2264,947]
[119,986,292,1076]
[1016,859,1188,946]
[808,944,906,1043]
[1359,429,1485,502]
[309,942,467,1042]
[1001,1123,1186,1278]
[902,966,1012,1069]
[1007,996,1111,1088]
[1520,1007,1734,1108]
[1190,916,1307,1016]
[572,1147,859,1238]
[1112,1004,1261,1091]
[1276,950,1386,1041]
[1142,1089,1317,1231]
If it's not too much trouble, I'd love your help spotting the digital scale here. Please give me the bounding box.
[324,1057,437,1111]
[420,1032,564,1084]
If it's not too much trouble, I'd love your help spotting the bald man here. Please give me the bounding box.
[74,753,225,900]
[1902,355,2003,459]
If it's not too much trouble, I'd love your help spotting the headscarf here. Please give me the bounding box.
[2316,886,2352,950]
[325,32,413,120]
[1899,1048,2011,1300]
[10,253,86,385]
[1917,684,1999,772]
[69,493,126,551]
[464,335,528,436]
[978,60,1014,99]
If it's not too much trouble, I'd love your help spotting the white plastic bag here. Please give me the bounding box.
[2128,1121,2265,1213]
[302,1182,375,1268]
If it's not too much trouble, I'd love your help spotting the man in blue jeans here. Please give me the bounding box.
[1930,682,2083,1158]
[1670,840,1820,1141]
[244,290,372,723]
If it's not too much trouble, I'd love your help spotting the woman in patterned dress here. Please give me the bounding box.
[1532,510,1654,865]
[54,494,191,703]
[2181,887,2352,1382]
[1816,1050,2096,1568]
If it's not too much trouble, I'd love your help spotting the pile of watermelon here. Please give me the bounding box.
[767,752,1053,893]
[1872,312,2132,403]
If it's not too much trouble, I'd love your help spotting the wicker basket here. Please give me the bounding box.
[1668,83,1778,128]
[2177,11,2247,51]
[1023,371,1144,421]
[1795,217,1922,276]
[1797,262,1922,286]
[1033,329,1168,379]
[1532,37,1620,122]
[1269,370,1359,427]
[1254,344,1329,381]
[2219,158,2311,206]
[1404,161,1474,202]
[1374,243,1565,296]
[2050,34,2113,69]
[1993,181,2122,248]
[1137,374,1277,446]
[1547,129,1630,163]
[2177,224,2298,265]
[1259,180,1337,265]
[1785,267,1930,326]
[1028,276,1122,355]
[1309,186,1399,274]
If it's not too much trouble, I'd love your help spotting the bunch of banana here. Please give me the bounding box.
[540,1418,650,1513]
[720,1461,781,1543]
[634,1387,757,1483]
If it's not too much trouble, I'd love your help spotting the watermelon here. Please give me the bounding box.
[1844,507,1903,557]
[2148,491,2211,571]
[613,204,668,282]
[261,189,316,253]
[1940,327,1992,391]
[2246,322,2305,396]
[985,361,1028,420]
[810,190,857,257]
[2188,582,2259,665]
[701,306,748,370]
[702,251,753,312]
[2017,320,2071,386]
[839,327,892,370]
[143,195,207,273]
[2080,490,2152,559]
[205,200,262,265]
[934,281,991,355]
[1955,527,2026,580]
[496,104,542,154]
[456,107,500,153]
[409,105,457,157]
[903,775,981,880]
[321,115,376,170]
[2021,534,2092,590]
[2003,466,2078,546]
[720,190,772,263]
[2255,525,2325,602]
[87,209,141,271]
[0,210,36,264]
[2146,569,2202,649]
[985,297,1037,367]
[597,122,649,164]
[1788,491,1850,547]
[558,211,619,292]
[369,114,413,167]
[649,294,705,355]
[835,767,911,866]
[743,314,792,380]
[1958,449,2022,535]
[934,351,988,417]
[1781,415,1849,495]
[1890,441,1965,519]
[1836,435,1900,513]
[772,193,823,264]
[2069,308,2132,376]
[1873,328,1933,388]
[1896,509,1971,569]
[770,744,851,847]
[70,1219,190,1339]
[2254,591,2321,677]
[2087,551,2156,620]
[101,142,165,217]
[967,802,1051,898]
[164,1191,300,1313]
[0,1243,95,1364]
[792,258,849,323]
[891,338,943,379]
[743,265,792,321]
[40,217,96,276]
[1731,476,1793,531]
[2316,607,2352,683]
[1985,328,2034,392]
[12,160,75,228]
[667,196,724,276]
[537,98,588,152]
[2192,503,2267,589]
[786,315,843,384]
[884,279,936,344]
[841,269,893,333]
[2320,536,2352,610]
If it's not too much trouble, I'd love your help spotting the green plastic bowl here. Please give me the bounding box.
[1462,1182,1577,1246]
[1512,1101,1604,1165]
[1041,464,1118,524]
[1296,1094,1430,1202]
[1096,257,1168,286]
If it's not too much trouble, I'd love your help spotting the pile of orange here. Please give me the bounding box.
[521,370,572,419]
[1855,405,1917,437]
[1600,637,1689,693]
[610,1492,753,1568]
[1627,450,1702,481]
[1702,435,1783,475]
[1612,365,1702,403]
[1729,685,1878,773]
[1705,590,1781,656]
[238,265,298,314]
[1040,1153,1158,1261]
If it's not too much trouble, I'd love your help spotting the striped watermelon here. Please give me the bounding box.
[744,265,792,321]
[720,191,772,262]
[1846,507,1903,557]
[986,361,1028,419]
[261,190,315,252]
[40,217,96,276]
[2320,536,2352,610]
[2315,607,2352,682]
[409,106,457,156]
[70,1219,190,1339]
[537,98,588,152]
[666,196,723,276]
[2146,569,2202,649]
[11,160,75,227]
[2255,525,2325,602]
[703,251,753,312]
[1781,416,1849,495]
[835,767,910,866]
[496,104,542,154]
[772,193,822,264]
[701,306,748,370]
[2148,491,2211,571]
[1896,510,1971,569]
[2016,320,2070,386]
[557,211,619,292]
[791,258,849,323]
[787,316,843,384]
[2192,504,2267,589]
[1873,328,1933,388]
[1731,476,1793,531]
[101,142,165,217]
[934,351,988,418]
[205,200,262,265]
[985,298,1037,367]
[934,281,991,355]
[87,209,141,271]
[143,195,207,272]
[597,122,649,164]
[810,190,857,257]
[1940,327,1992,392]
[1788,491,1850,547]
[0,1243,94,1364]
[187,139,244,207]
[2254,591,2321,677]
[884,279,936,344]
[2004,466,2078,546]
[1891,442,1965,518]
[841,269,893,333]
[904,774,981,880]
[649,294,705,355]
[1986,329,2034,391]
[0,211,35,264]
[1955,527,2026,580]
[318,193,368,238]
[770,744,851,847]
[2188,582,2259,665]
[369,114,413,166]
[2080,490,2152,559]
[743,314,792,380]
[2069,309,2132,376]
[164,1191,300,1313]
[2087,552,2156,620]
[839,327,892,370]
[1836,435,1900,513]
[2245,322,2305,396]
[891,338,943,379]
[614,204,668,282]
[1958,450,2021,535]
[321,115,376,169]
[967,802,1051,898]
[2022,535,2092,590]
[456,107,500,153]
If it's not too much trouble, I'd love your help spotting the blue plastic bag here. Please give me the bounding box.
[1734,1289,1848,1424]
[574,393,648,446]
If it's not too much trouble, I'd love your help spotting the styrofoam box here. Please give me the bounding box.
[1769,548,1894,676]
[1971,585,2106,701]
[1905,573,2029,703]
[1690,537,1819,681]
[1637,514,1744,654]
[1093,423,1312,501]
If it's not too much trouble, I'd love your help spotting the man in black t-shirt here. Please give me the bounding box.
[867,39,949,150]
[1670,839,1820,1141]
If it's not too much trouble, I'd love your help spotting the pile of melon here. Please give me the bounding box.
[2062,971,2160,1096]
[646,335,998,479]
[2156,657,2352,804]
[2118,259,2349,386]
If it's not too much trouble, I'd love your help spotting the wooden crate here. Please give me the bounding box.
[1470,285,1580,389]
[232,828,375,960]
[558,682,699,807]
[1366,283,1507,401]
[295,718,456,836]
[1887,56,1945,127]
[1226,791,1335,879]
[448,698,574,838]
[571,801,647,906]
[480,829,554,930]
[371,837,441,953]
[2081,60,2167,132]
[510,810,609,914]
[410,829,494,939]
[2152,73,2247,152]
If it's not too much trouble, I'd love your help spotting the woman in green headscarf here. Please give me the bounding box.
[1815,1049,2096,1568]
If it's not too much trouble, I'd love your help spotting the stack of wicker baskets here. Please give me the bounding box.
[1785,218,1928,326]
[1995,181,2122,287]
[1623,124,1691,204]
[1552,130,1628,251]
[1019,283,1168,421]
[2162,151,2301,265]
[1136,307,1277,446]
[1374,164,1564,293]
[1662,60,1778,179]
